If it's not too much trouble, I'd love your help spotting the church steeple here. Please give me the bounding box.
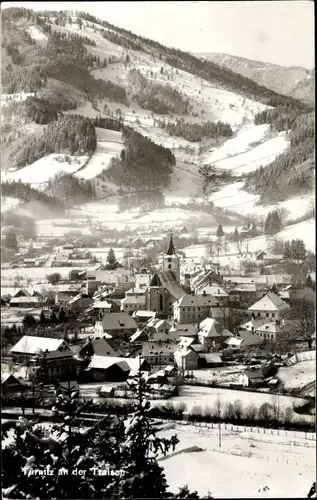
[166,234,176,255]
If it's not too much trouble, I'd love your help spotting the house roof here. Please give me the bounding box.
[11,336,65,355]
[130,329,149,343]
[133,310,156,318]
[153,319,172,331]
[174,294,218,307]
[178,336,195,348]
[13,288,31,298]
[174,348,198,359]
[190,343,208,353]
[198,318,233,339]
[199,353,223,363]
[240,318,272,331]
[121,296,145,305]
[224,337,243,346]
[237,330,264,347]
[93,301,112,309]
[142,341,178,357]
[87,355,131,372]
[101,312,137,332]
[196,284,228,297]
[244,368,265,380]
[80,338,121,357]
[68,293,91,305]
[10,296,39,304]
[169,323,198,335]
[248,292,289,312]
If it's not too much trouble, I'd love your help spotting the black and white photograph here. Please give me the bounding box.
[1,1,315,498]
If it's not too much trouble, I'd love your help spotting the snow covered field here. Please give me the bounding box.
[35,219,92,237]
[202,126,289,174]
[278,361,316,391]
[159,424,315,498]
[209,182,315,222]
[155,385,308,418]
[74,128,123,180]
[3,154,89,187]
[1,266,98,286]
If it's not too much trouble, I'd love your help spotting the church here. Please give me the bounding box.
[145,235,186,318]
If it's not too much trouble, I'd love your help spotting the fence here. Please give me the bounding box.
[155,418,316,441]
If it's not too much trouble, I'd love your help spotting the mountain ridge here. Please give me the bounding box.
[194,52,314,106]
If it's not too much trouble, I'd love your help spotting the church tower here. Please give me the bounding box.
[162,234,180,282]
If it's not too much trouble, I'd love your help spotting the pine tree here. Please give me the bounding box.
[106,248,119,270]
[216,225,224,238]
[233,228,239,242]
[39,310,46,324]
[5,228,18,251]
[50,310,58,324]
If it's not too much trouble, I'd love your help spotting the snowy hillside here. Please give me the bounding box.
[2,154,89,188]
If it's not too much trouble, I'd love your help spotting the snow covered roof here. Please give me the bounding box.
[87,355,131,372]
[198,318,233,338]
[174,294,218,307]
[133,310,156,318]
[196,284,228,297]
[224,337,243,346]
[92,301,112,309]
[248,292,289,312]
[11,336,66,355]
[121,296,145,305]
[142,341,178,357]
[10,296,39,304]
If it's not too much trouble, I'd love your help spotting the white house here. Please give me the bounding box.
[173,293,217,323]
[248,292,289,320]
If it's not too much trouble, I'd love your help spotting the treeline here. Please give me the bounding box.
[46,173,96,205]
[78,11,310,111]
[1,181,62,208]
[1,211,37,240]
[156,117,233,142]
[14,115,96,168]
[92,115,124,132]
[128,69,189,115]
[104,127,175,189]
[118,190,165,212]
[254,105,299,132]
[245,112,315,202]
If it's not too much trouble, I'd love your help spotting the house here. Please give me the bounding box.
[79,337,123,358]
[135,274,151,289]
[240,318,282,342]
[244,368,268,388]
[94,312,137,340]
[23,258,36,267]
[147,319,173,341]
[121,287,146,314]
[1,373,25,393]
[142,341,178,367]
[173,292,218,323]
[132,310,156,323]
[67,293,92,313]
[92,300,113,320]
[256,251,267,261]
[248,292,289,320]
[86,355,150,382]
[169,323,198,337]
[9,296,40,308]
[199,352,223,367]
[236,330,264,348]
[174,349,199,370]
[196,284,229,307]
[198,318,233,350]
[55,290,80,306]
[10,336,77,383]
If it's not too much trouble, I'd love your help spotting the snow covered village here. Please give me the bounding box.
[1,2,316,499]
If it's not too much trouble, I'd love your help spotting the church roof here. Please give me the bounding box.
[166,235,176,255]
[149,272,186,300]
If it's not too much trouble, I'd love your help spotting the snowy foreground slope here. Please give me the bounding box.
[159,424,315,498]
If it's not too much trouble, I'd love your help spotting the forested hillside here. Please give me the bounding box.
[245,112,315,202]
[102,127,176,189]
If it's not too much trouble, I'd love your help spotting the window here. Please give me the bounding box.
[168,265,171,269]
[257,313,261,317]
[168,258,171,263]
[266,313,269,317]
[272,313,275,318]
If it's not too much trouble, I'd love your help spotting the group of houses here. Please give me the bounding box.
[4,236,304,398]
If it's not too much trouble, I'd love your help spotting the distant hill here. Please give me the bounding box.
[195,52,315,107]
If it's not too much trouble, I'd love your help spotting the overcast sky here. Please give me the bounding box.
[2,1,314,69]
